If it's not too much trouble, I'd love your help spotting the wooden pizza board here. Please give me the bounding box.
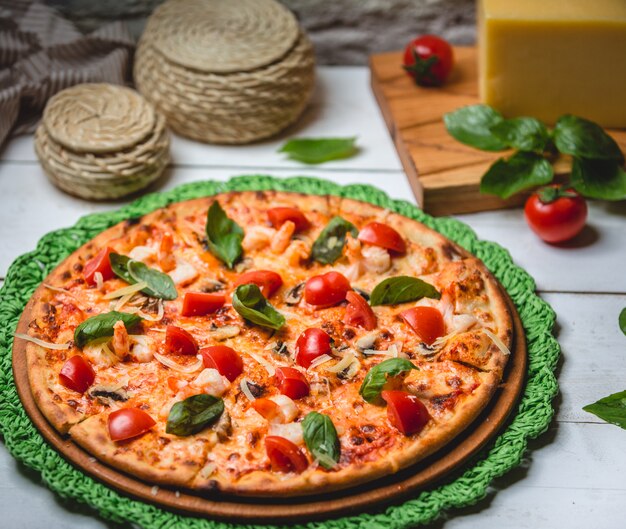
[13,290,526,524]
[370,46,626,215]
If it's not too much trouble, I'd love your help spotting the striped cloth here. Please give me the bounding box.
[0,0,134,147]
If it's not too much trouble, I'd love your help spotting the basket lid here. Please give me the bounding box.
[144,0,300,74]
[43,84,157,153]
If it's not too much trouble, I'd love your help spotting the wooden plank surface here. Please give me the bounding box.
[370,47,626,215]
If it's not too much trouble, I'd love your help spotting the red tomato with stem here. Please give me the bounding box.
[304,271,350,307]
[181,292,225,317]
[200,345,243,382]
[275,367,309,400]
[267,207,310,232]
[83,247,115,285]
[165,325,198,356]
[295,328,332,368]
[381,390,431,435]
[403,34,454,87]
[265,436,308,473]
[524,185,588,243]
[358,222,406,254]
[400,306,445,345]
[234,270,283,298]
[59,355,95,393]
[108,408,156,441]
[343,291,377,331]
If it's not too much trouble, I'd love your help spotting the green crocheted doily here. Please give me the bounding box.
[0,175,559,528]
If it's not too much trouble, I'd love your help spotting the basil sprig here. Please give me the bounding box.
[279,137,357,164]
[110,253,177,300]
[232,284,285,330]
[359,358,418,403]
[302,412,341,469]
[311,216,358,265]
[205,201,244,269]
[369,276,440,306]
[490,117,550,153]
[583,390,626,430]
[166,394,224,437]
[74,311,142,348]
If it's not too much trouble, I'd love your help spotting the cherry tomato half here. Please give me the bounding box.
[108,408,156,442]
[181,292,225,317]
[275,367,310,400]
[343,291,377,331]
[165,325,198,356]
[381,390,431,436]
[234,270,283,298]
[265,436,308,473]
[83,247,115,285]
[358,222,406,254]
[304,271,350,307]
[400,306,445,345]
[59,355,95,393]
[200,345,243,382]
[295,328,332,368]
[267,207,310,232]
[403,34,454,87]
[524,185,588,243]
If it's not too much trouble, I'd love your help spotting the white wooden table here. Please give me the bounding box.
[1,67,625,529]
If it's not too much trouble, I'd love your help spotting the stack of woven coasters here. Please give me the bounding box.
[35,83,170,200]
[134,0,315,144]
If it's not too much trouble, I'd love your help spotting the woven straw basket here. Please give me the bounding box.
[35,83,170,200]
[134,0,315,144]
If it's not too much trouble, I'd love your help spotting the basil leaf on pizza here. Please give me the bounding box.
[302,412,340,469]
[359,358,418,403]
[311,216,358,265]
[74,311,142,348]
[370,276,440,306]
[109,253,133,283]
[166,394,225,436]
[127,259,177,300]
[205,200,244,269]
[232,284,285,330]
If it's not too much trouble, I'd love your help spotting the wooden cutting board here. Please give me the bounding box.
[370,46,626,215]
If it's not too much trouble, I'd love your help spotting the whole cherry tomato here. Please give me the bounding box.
[358,222,406,254]
[200,345,243,382]
[304,271,350,307]
[181,292,225,317]
[83,247,115,285]
[108,408,156,442]
[343,291,377,331]
[403,34,454,87]
[165,325,198,356]
[524,185,588,243]
[275,367,310,400]
[295,328,332,368]
[381,390,431,435]
[265,436,309,473]
[59,355,95,393]
[267,207,310,232]
[234,270,283,298]
[400,306,445,345]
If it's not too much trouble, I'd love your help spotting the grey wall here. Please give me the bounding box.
[47,0,476,65]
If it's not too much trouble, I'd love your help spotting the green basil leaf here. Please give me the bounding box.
[166,394,224,437]
[480,151,553,199]
[359,358,418,403]
[279,137,357,164]
[571,158,626,201]
[443,104,508,151]
[619,308,626,337]
[311,216,358,265]
[553,115,624,162]
[232,284,285,330]
[127,259,178,300]
[489,117,550,152]
[302,412,341,469]
[74,311,142,348]
[583,390,626,430]
[109,253,133,283]
[205,201,244,269]
[369,276,440,306]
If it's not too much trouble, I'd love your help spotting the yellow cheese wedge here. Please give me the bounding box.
[479,0,626,127]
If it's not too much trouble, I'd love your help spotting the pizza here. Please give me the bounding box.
[17,191,513,496]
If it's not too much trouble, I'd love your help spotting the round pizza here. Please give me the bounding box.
[18,191,513,496]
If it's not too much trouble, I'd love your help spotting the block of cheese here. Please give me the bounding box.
[478,0,626,127]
